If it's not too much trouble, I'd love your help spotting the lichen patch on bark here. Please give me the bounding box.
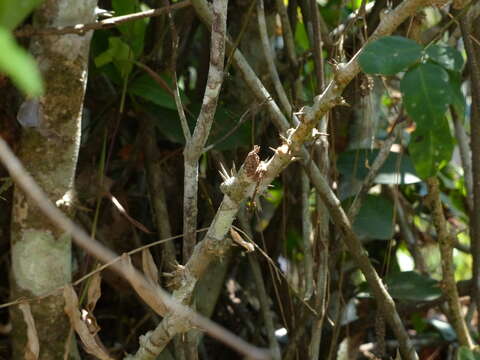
[12,230,71,296]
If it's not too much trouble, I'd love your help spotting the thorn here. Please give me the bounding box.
[219,162,229,181]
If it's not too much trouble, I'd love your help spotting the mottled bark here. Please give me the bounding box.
[10,1,97,359]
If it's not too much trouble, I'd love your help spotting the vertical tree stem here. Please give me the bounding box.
[460,11,480,332]
[426,177,473,348]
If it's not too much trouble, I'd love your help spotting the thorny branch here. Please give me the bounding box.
[178,0,445,359]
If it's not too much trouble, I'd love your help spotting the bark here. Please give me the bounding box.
[460,6,480,332]
[10,1,97,359]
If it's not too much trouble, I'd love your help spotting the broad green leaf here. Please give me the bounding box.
[336,149,421,185]
[94,37,133,78]
[426,45,464,72]
[457,347,480,360]
[0,0,42,30]
[408,118,454,179]
[0,27,43,96]
[401,63,452,126]
[112,0,148,57]
[295,22,310,52]
[359,36,423,75]
[385,271,441,301]
[352,195,394,240]
[128,74,183,110]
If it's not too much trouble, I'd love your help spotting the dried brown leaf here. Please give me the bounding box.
[87,272,102,312]
[230,228,254,252]
[19,303,39,360]
[63,285,113,360]
[142,248,159,285]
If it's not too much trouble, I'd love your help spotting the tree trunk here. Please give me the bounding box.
[10,1,97,359]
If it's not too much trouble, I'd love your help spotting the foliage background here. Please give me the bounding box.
[1,0,479,359]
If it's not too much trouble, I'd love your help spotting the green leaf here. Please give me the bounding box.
[385,271,442,301]
[449,71,467,121]
[112,0,148,57]
[0,0,42,30]
[358,36,423,75]
[401,63,452,126]
[457,347,480,360]
[295,22,310,52]
[408,118,454,179]
[336,149,421,185]
[352,195,394,240]
[128,74,189,110]
[94,37,133,78]
[426,44,464,72]
[0,27,43,96]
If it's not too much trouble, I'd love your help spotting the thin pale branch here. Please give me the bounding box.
[257,0,292,115]
[301,172,314,300]
[182,0,228,262]
[14,1,191,37]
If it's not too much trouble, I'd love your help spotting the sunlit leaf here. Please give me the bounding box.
[457,347,480,360]
[0,27,43,96]
[94,37,133,78]
[112,0,148,56]
[0,0,42,30]
[359,36,423,75]
[294,22,310,52]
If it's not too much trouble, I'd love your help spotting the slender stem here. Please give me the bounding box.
[14,1,192,37]
[143,121,177,273]
[426,177,474,348]
[451,106,473,211]
[182,0,228,262]
[256,0,292,115]
[460,11,480,333]
[301,172,314,300]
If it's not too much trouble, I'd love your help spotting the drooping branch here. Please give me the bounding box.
[0,137,270,360]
